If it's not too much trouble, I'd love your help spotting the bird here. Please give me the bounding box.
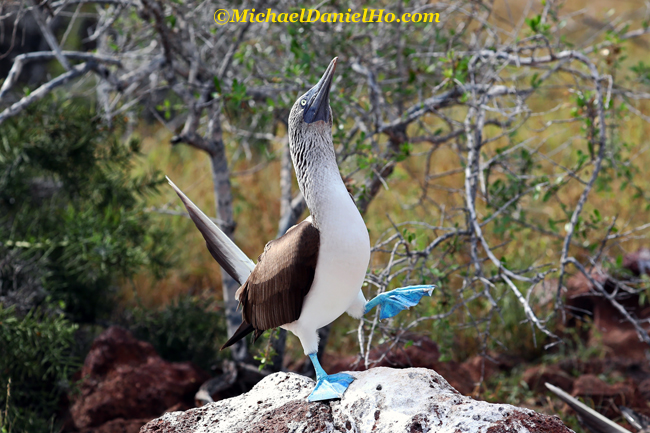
[167,57,434,402]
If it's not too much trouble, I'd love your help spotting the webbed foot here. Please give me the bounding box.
[308,372,355,402]
[364,285,435,320]
[307,353,355,402]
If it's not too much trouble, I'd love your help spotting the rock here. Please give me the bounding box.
[565,267,650,361]
[639,378,650,401]
[460,355,501,385]
[558,356,642,377]
[69,326,209,432]
[598,326,650,361]
[89,418,152,433]
[571,374,645,418]
[461,352,521,386]
[546,358,650,419]
[523,365,575,394]
[141,367,573,433]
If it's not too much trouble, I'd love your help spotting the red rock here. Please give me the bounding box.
[461,352,520,385]
[461,355,500,384]
[585,295,650,361]
[565,266,650,361]
[571,374,644,418]
[69,327,209,432]
[485,411,570,433]
[638,378,650,401]
[565,266,611,299]
[596,327,649,361]
[558,357,633,376]
[523,365,574,394]
[88,418,151,433]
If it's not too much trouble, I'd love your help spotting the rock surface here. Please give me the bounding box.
[522,356,650,422]
[565,264,650,361]
[572,374,645,418]
[523,364,575,394]
[69,326,209,432]
[141,367,572,433]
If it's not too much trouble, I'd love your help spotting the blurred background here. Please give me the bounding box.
[1,0,650,431]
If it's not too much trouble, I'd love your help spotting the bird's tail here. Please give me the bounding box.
[220,321,255,350]
[166,176,255,286]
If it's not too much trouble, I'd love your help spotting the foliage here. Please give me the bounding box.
[253,329,280,371]
[124,295,226,372]
[0,305,80,433]
[0,97,172,322]
[0,246,47,317]
[0,97,177,431]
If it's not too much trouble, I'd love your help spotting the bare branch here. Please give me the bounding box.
[0,62,94,124]
[29,1,71,71]
[0,51,121,100]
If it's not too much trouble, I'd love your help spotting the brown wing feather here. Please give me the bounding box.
[237,220,319,332]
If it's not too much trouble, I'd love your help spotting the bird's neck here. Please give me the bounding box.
[290,133,355,231]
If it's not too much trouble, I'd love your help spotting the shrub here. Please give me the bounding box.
[124,295,227,373]
[0,97,172,323]
[0,305,79,433]
[0,247,48,317]
[0,96,176,431]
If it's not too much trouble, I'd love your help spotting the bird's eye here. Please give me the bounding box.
[300,99,307,107]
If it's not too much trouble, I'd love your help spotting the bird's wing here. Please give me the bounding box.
[238,220,319,331]
[545,383,632,433]
[166,177,255,285]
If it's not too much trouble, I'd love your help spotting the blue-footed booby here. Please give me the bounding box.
[167,57,434,401]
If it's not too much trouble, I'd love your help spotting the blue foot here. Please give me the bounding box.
[307,353,355,402]
[309,372,355,402]
[364,285,435,320]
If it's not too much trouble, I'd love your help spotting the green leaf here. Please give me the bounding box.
[164,15,176,28]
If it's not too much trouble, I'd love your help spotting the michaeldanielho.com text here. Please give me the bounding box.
[213,8,441,25]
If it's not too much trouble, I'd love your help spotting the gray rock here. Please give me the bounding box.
[140,367,573,433]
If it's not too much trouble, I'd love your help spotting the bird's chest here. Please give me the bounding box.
[295,191,370,328]
[316,208,370,282]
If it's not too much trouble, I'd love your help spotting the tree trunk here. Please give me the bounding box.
[209,139,248,362]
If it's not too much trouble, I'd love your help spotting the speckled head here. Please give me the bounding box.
[288,58,337,141]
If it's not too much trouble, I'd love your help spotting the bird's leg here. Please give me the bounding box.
[307,353,355,402]
[364,285,435,320]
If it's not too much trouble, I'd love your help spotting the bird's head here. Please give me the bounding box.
[288,57,337,140]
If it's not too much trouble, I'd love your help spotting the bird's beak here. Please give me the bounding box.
[303,57,337,124]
